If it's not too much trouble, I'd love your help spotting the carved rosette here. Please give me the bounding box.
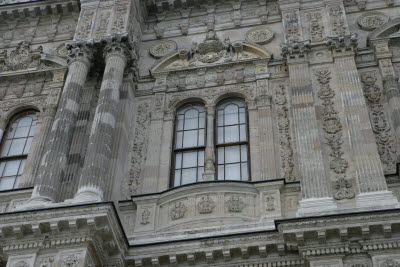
[227,195,246,212]
[61,255,79,267]
[245,26,274,45]
[361,72,397,173]
[274,84,296,182]
[170,201,186,220]
[357,11,389,31]
[150,40,177,59]
[128,102,151,196]
[198,195,215,214]
[315,68,355,200]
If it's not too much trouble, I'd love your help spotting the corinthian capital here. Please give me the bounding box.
[66,40,95,66]
[101,34,136,65]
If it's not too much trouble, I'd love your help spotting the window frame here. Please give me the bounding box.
[215,99,251,181]
[0,110,38,191]
[170,103,206,187]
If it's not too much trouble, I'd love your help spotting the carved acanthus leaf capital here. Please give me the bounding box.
[325,34,358,51]
[280,40,311,58]
[66,40,95,66]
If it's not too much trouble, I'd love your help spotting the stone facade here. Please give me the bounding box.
[1,0,400,266]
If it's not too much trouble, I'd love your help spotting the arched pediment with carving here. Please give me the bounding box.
[149,31,272,75]
[368,17,400,41]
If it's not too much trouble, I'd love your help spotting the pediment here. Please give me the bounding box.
[150,37,272,75]
[368,17,400,40]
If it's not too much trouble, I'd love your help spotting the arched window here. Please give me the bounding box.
[216,100,249,181]
[0,112,37,190]
[172,104,205,187]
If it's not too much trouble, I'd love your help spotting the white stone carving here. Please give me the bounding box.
[170,201,186,220]
[140,208,150,224]
[61,254,79,267]
[13,261,29,267]
[197,195,215,214]
[245,26,274,44]
[358,11,389,31]
[227,195,246,212]
[380,260,400,267]
[0,42,42,72]
[150,40,177,59]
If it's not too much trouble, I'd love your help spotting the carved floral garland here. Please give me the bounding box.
[128,102,151,196]
[360,72,397,173]
[274,84,296,182]
[315,68,355,200]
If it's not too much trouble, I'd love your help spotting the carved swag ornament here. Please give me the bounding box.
[0,42,43,72]
[315,68,355,200]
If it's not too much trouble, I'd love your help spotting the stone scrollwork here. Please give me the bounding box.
[315,68,355,200]
[284,12,301,42]
[274,84,296,182]
[61,255,79,267]
[305,11,325,42]
[227,195,246,212]
[0,41,43,72]
[75,10,95,40]
[329,6,347,36]
[357,11,389,31]
[170,201,186,220]
[198,195,215,214]
[128,102,151,196]
[150,40,177,59]
[245,26,274,45]
[361,72,397,173]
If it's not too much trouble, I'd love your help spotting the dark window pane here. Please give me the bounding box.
[182,151,198,168]
[14,126,30,138]
[240,125,247,141]
[23,137,33,154]
[225,164,241,180]
[241,145,248,162]
[177,115,184,131]
[224,125,239,143]
[176,132,183,149]
[8,139,25,156]
[198,150,204,166]
[225,146,240,163]
[217,127,224,144]
[174,170,181,187]
[198,129,205,146]
[182,168,197,184]
[239,108,246,123]
[0,176,15,190]
[184,109,199,130]
[183,130,198,148]
[218,165,224,180]
[217,110,223,126]
[241,163,248,181]
[175,153,182,169]
[1,140,11,157]
[3,160,20,177]
[224,104,239,125]
[218,147,224,164]
[199,112,205,128]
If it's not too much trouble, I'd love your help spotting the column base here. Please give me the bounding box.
[356,190,399,210]
[16,196,55,211]
[297,197,338,217]
[66,186,103,204]
[202,171,215,181]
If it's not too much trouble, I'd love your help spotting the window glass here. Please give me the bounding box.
[0,112,37,191]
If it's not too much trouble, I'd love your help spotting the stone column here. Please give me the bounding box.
[281,42,337,216]
[28,42,93,205]
[327,36,398,209]
[203,104,216,181]
[73,37,131,202]
[24,105,57,187]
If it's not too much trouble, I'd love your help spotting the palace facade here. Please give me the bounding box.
[1,0,400,266]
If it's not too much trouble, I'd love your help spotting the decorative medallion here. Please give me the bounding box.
[357,11,389,31]
[61,255,79,267]
[56,43,68,58]
[0,42,43,72]
[170,201,186,220]
[150,40,177,59]
[245,26,274,44]
[198,195,215,214]
[140,208,150,224]
[227,195,246,212]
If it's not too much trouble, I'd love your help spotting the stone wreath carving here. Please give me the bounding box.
[170,201,186,220]
[357,11,389,31]
[128,102,151,196]
[227,195,246,212]
[140,208,150,224]
[381,260,400,267]
[245,26,274,44]
[0,41,43,72]
[13,261,29,267]
[198,195,215,214]
[274,84,296,182]
[61,255,79,267]
[150,40,177,59]
[315,68,355,200]
[361,72,397,173]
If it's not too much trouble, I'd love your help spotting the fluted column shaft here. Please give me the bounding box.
[30,43,93,203]
[203,105,215,181]
[75,40,129,201]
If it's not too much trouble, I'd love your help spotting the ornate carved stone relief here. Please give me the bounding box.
[140,208,150,224]
[39,257,54,267]
[329,6,347,36]
[357,11,389,31]
[198,195,215,214]
[361,72,397,173]
[284,12,301,42]
[95,10,111,38]
[170,201,186,220]
[13,261,29,267]
[112,5,128,33]
[315,68,355,200]
[305,11,325,42]
[0,42,42,72]
[127,102,151,196]
[281,40,311,58]
[150,40,177,59]
[274,84,296,182]
[380,260,400,267]
[60,255,79,267]
[245,26,274,45]
[75,10,95,40]
[265,194,276,211]
[227,195,246,212]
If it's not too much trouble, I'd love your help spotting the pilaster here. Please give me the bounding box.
[203,104,216,181]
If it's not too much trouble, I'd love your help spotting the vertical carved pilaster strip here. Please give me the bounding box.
[75,36,132,202]
[158,110,175,191]
[257,93,277,180]
[29,42,93,204]
[248,100,261,181]
[203,104,216,181]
